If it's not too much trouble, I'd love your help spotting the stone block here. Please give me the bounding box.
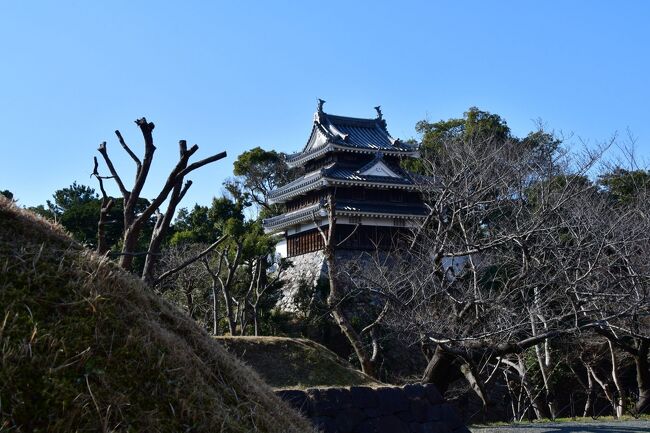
[377,387,409,413]
[409,422,436,433]
[439,404,462,430]
[423,384,444,405]
[363,406,382,418]
[375,415,409,433]
[425,404,442,422]
[308,389,337,417]
[350,386,378,408]
[403,383,426,400]
[322,387,352,409]
[409,396,430,422]
[335,408,365,432]
[396,409,415,423]
[354,419,378,433]
[429,421,453,433]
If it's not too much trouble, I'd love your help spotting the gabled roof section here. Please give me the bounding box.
[287,100,418,167]
[268,160,418,204]
[357,152,402,178]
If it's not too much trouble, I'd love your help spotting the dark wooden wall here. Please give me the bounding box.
[286,224,410,257]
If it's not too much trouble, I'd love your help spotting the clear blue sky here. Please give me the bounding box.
[2,1,649,208]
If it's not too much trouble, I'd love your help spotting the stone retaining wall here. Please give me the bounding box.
[276,384,470,433]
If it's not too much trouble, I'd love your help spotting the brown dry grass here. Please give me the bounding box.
[0,196,316,433]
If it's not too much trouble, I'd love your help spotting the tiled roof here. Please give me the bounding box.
[286,106,417,166]
[262,200,428,233]
[335,200,428,216]
[268,161,419,204]
[262,203,321,231]
[322,166,413,185]
[325,116,396,150]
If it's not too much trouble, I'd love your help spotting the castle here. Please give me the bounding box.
[263,101,428,304]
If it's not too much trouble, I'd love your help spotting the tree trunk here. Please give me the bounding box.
[533,340,558,419]
[95,121,226,277]
[588,364,617,416]
[253,304,259,336]
[325,248,376,377]
[635,340,650,414]
[421,345,463,394]
[608,341,625,418]
[316,194,377,378]
[222,283,236,335]
[582,364,595,417]
[211,283,219,335]
[141,179,191,284]
[460,361,491,407]
[184,286,195,319]
[119,223,139,270]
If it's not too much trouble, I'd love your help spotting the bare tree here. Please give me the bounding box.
[202,240,243,335]
[243,253,287,336]
[156,243,212,321]
[311,194,383,378]
[351,126,650,418]
[92,117,226,283]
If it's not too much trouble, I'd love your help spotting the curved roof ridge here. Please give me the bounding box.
[322,111,381,128]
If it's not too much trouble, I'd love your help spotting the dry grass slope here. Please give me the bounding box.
[216,336,381,390]
[0,196,315,433]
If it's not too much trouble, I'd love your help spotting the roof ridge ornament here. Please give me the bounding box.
[314,98,326,123]
[374,105,388,130]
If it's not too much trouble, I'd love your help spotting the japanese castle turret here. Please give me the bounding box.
[263,100,428,262]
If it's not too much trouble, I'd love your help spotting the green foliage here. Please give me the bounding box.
[406,107,561,175]
[171,204,215,244]
[405,107,511,173]
[524,174,594,211]
[28,182,102,246]
[46,182,98,214]
[230,146,299,218]
[0,189,13,200]
[598,168,650,204]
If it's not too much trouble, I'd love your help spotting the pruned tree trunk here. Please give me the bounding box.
[94,118,226,277]
[91,156,115,255]
[142,175,192,284]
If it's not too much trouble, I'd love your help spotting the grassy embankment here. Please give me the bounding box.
[0,196,315,433]
[216,336,381,390]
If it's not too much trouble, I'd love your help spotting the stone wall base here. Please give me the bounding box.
[278,250,394,312]
[276,383,470,433]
